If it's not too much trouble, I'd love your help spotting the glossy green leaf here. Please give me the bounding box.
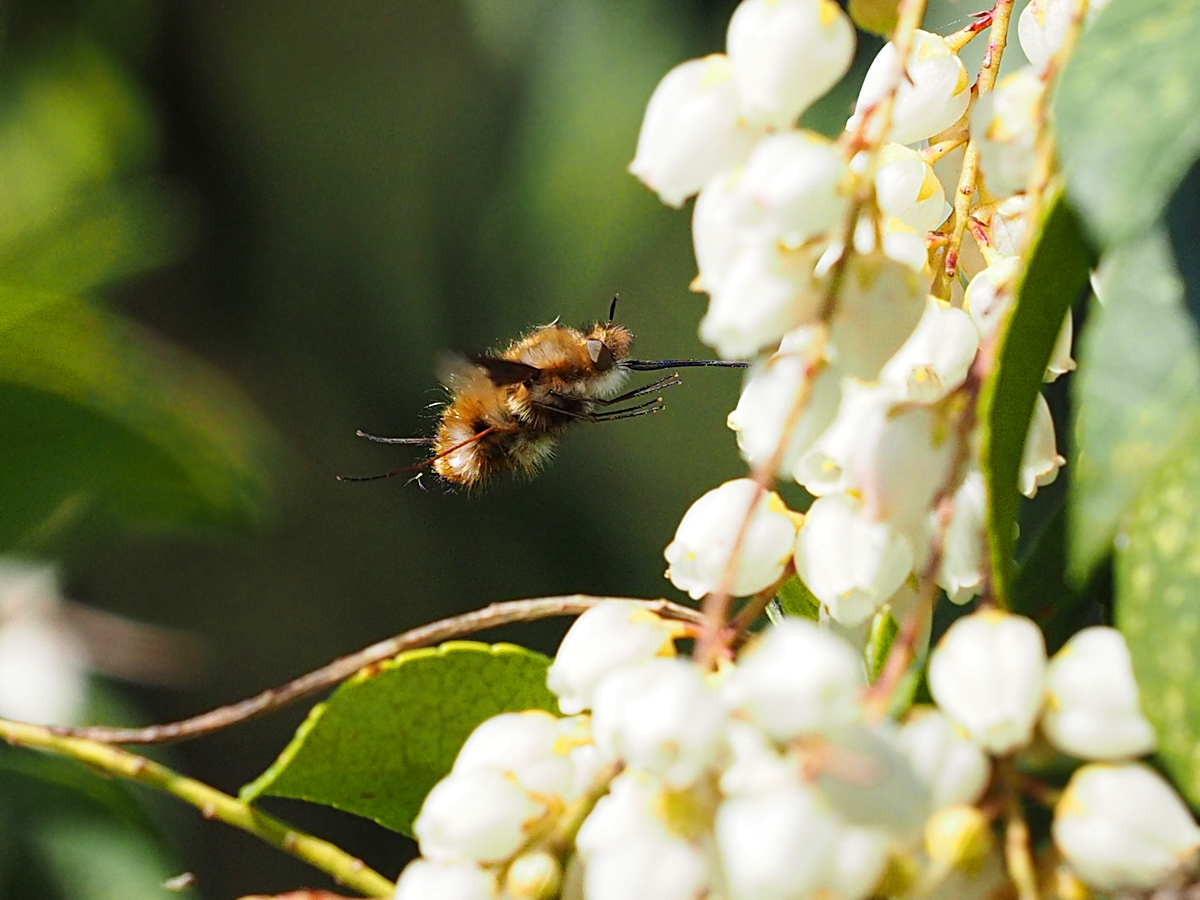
[0,287,275,548]
[1055,0,1200,248]
[979,194,1091,607]
[1069,231,1200,581]
[1115,428,1200,806]
[241,641,558,836]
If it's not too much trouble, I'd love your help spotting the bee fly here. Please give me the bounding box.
[338,296,747,488]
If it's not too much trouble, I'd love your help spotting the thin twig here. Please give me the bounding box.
[51,596,703,745]
[0,717,395,898]
[933,0,1017,299]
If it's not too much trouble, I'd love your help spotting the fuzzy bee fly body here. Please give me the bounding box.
[339,299,747,488]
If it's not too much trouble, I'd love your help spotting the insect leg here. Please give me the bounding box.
[354,430,435,445]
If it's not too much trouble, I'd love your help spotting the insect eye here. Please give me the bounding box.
[585,338,615,370]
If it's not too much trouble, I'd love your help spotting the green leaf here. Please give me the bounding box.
[1069,231,1200,581]
[865,606,899,682]
[1055,0,1200,248]
[0,287,275,547]
[978,194,1091,607]
[1115,426,1200,806]
[773,573,820,621]
[241,641,558,836]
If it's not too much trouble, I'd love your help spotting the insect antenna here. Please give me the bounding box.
[337,428,494,482]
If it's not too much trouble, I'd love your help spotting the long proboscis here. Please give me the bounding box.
[46,596,706,745]
[621,359,749,371]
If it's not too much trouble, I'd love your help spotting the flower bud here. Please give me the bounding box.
[824,822,893,900]
[794,380,879,496]
[630,54,762,207]
[547,601,679,715]
[1046,311,1076,381]
[393,860,497,900]
[414,767,543,864]
[1053,763,1200,890]
[880,297,979,404]
[898,707,991,809]
[730,131,850,248]
[927,610,1047,755]
[847,31,970,146]
[592,657,728,788]
[1018,0,1111,73]
[793,492,914,627]
[664,478,800,600]
[721,617,865,742]
[1042,627,1156,761]
[727,0,856,129]
[924,805,995,871]
[973,66,1044,198]
[991,194,1030,257]
[506,851,563,900]
[727,331,843,475]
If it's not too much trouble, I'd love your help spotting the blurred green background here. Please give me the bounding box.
[0,1,1010,896]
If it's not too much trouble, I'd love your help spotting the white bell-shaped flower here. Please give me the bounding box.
[849,399,959,531]
[794,380,881,495]
[937,469,987,605]
[1053,763,1200,890]
[991,194,1030,257]
[576,771,712,900]
[928,610,1047,755]
[898,707,991,809]
[730,130,850,248]
[1046,310,1076,381]
[847,31,971,147]
[692,171,742,295]
[699,240,823,358]
[793,492,915,626]
[452,710,578,799]
[720,617,865,742]
[822,822,893,900]
[827,251,928,381]
[726,330,843,476]
[973,66,1044,199]
[1020,392,1064,498]
[813,722,932,837]
[869,144,950,234]
[664,478,800,600]
[629,54,763,208]
[414,767,543,864]
[880,297,979,404]
[547,600,679,715]
[830,214,931,273]
[964,256,1020,339]
[1042,627,1156,761]
[505,852,562,900]
[1018,0,1111,73]
[716,780,841,900]
[591,656,729,788]
[393,860,498,900]
[719,720,799,796]
[0,560,88,726]
[726,0,856,129]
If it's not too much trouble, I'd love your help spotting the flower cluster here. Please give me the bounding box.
[395,602,1200,899]
[630,0,1081,631]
